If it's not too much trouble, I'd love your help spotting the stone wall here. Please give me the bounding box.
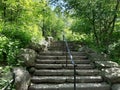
[79,46,120,90]
[15,37,54,90]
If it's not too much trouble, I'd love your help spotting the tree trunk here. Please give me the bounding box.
[92,10,99,46]
[109,0,120,37]
[3,2,6,21]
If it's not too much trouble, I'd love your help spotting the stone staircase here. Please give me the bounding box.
[28,41,110,90]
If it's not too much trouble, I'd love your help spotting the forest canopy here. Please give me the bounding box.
[50,0,120,63]
[0,0,65,65]
[0,0,120,64]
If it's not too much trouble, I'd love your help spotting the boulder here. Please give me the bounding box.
[27,67,35,74]
[39,39,48,51]
[102,67,120,84]
[46,36,54,47]
[112,84,120,90]
[78,46,96,53]
[27,42,42,52]
[27,39,49,52]
[88,52,109,62]
[18,49,36,67]
[78,46,86,52]
[13,67,30,90]
[95,61,119,69]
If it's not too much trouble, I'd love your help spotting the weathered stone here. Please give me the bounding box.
[88,52,109,61]
[27,39,49,52]
[28,67,35,74]
[102,68,120,84]
[13,67,30,90]
[39,39,48,51]
[112,84,120,90]
[95,61,119,69]
[18,49,36,67]
[78,46,84,52]
[27,42,42,51]
[46,36,54,47]
[79,46,96,54]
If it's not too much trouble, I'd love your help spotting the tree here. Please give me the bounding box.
[56,0,120,52]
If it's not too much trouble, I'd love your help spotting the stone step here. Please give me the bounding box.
[31,76,103,84]
[51,41,81,44]
[39,51,86,56]
[34,69,100,76]
[48,46,78,48]
[48,48,78,51]
[50,42,81,47]
[36,59,91,64]
[49,43,78,46]
[29,83,110,90]
[49,45,79,49]
[37,55,88,60]
[35,64,94,69]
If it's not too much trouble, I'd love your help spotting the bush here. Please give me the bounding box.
[108,40,120,64]
[1,23,32,46]
[0,35,20,65]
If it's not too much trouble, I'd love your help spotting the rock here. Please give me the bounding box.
[27,42,42,52]
[46,36,54,47]
[78,46,85,52]
[18,49,36,67]
[39,39,48,52]
[27,39,49,52]
[13,67,30,90]
[78,46,88,52]
[27,67,35,74]
[95,61,119,69]
[88,52,109,62]
[81,47,110,62]
[102,68,120,84]
[78,46,95,53]
[112,84,120,90]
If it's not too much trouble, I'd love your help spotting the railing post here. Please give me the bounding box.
[74,64,76,90]
[62,33,77,90]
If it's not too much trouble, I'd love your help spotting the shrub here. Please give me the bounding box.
[0,35,20,65]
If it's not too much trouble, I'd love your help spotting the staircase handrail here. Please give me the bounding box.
[63,34,77,90]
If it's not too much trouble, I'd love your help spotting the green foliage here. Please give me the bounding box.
[1,23,32,46]
[0,0,67,66]
[60,0,120,46]
[0,0,46,65]
[0,66,15,89]
[108,39,120,64]
[0,35,20,65]
[41,6,65,39]
[51,0,120,64]
[70,18,92,34]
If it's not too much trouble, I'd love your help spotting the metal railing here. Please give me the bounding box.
[2,70,15,90]
[63,34,77,90]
